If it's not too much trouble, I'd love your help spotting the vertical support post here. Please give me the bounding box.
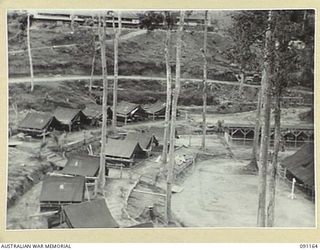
[120,164,123,179]
[288,178,296,199]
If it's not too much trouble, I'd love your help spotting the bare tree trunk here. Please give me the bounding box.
[201,10,208,150]
[112,12,122,130]
[239,70,244,95]
[98,14,108,194]
[161,19,172,164]
[70,13,75,33]
[27,13,34,92]
[257,10,273,227]
[165,11,185,223]
[249,89,262,170]
[89,28,96,95]
[267,87,281,227]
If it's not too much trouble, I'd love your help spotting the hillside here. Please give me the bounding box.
[8,13,235,80]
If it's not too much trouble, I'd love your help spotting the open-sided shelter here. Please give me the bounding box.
[39,175,85,212]
[63,199,119,228]
[53,107,87,132]
[18,112,59,137]
[104,138,146,166]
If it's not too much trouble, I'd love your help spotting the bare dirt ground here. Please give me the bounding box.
[172,140,315,228]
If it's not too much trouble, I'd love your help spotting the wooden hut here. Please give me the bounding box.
[143,102,166,120]
[53,107,87,132]
[104,138,146,166]
[60,155,103,178]
[18,112,59,137]
[82,104,113,126]
[125,131,158,152]
[63,199,119,228]
[39,175,85,212]
[112,101,148,124]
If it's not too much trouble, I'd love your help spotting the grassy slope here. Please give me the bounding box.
[8,16,234,79]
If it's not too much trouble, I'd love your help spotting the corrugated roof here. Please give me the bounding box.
[125,132,157,150]
[40,175,85,203]
[104,138,144,159]
[60,155,100,177]
[82,104,102,118]
[63,199,119,228]
[53,107,83,125]
[143,102,166,114]
[281,143,314,187]
[19,112,54,130]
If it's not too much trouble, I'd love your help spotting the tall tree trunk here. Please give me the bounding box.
[249,89,262,170]
[239,70,244,96]
[201,10,208,149]
[27,13,34,92]
[165,11,185,223]
[267,87,281,227]
[89,28,96,95]
[98,14,108,194]
[112,12,122,130]
[70,13,75,33]
[257,10,273,227]
[161,16,172,164]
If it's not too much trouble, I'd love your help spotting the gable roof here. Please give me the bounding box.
[125,132,157,150]
[281,143,314,187]
[53,107,84,125]
[143,102,166,115]
[60,155,100,177]
[114,101,141,116]
[82,104,102,118]
[40,175,85,203]
[19,112,54,130]
[104,138,144,159]
[63,199,119,228]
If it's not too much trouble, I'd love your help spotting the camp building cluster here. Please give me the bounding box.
[14,101,176,228]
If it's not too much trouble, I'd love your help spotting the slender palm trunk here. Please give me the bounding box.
[201,10,208,149]
[257,10,273,227]
[165,11,185,223]
[98,15,108,194]
[161,24,172,163]
[27,13,34,92]
[112,13,122,130]
[267,87,281,227]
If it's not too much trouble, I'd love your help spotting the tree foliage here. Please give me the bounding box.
[227,10,314,89]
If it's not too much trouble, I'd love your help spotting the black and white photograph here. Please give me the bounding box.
[6,9,315,229]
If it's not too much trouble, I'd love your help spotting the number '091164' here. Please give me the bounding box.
[300,244,318,248]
